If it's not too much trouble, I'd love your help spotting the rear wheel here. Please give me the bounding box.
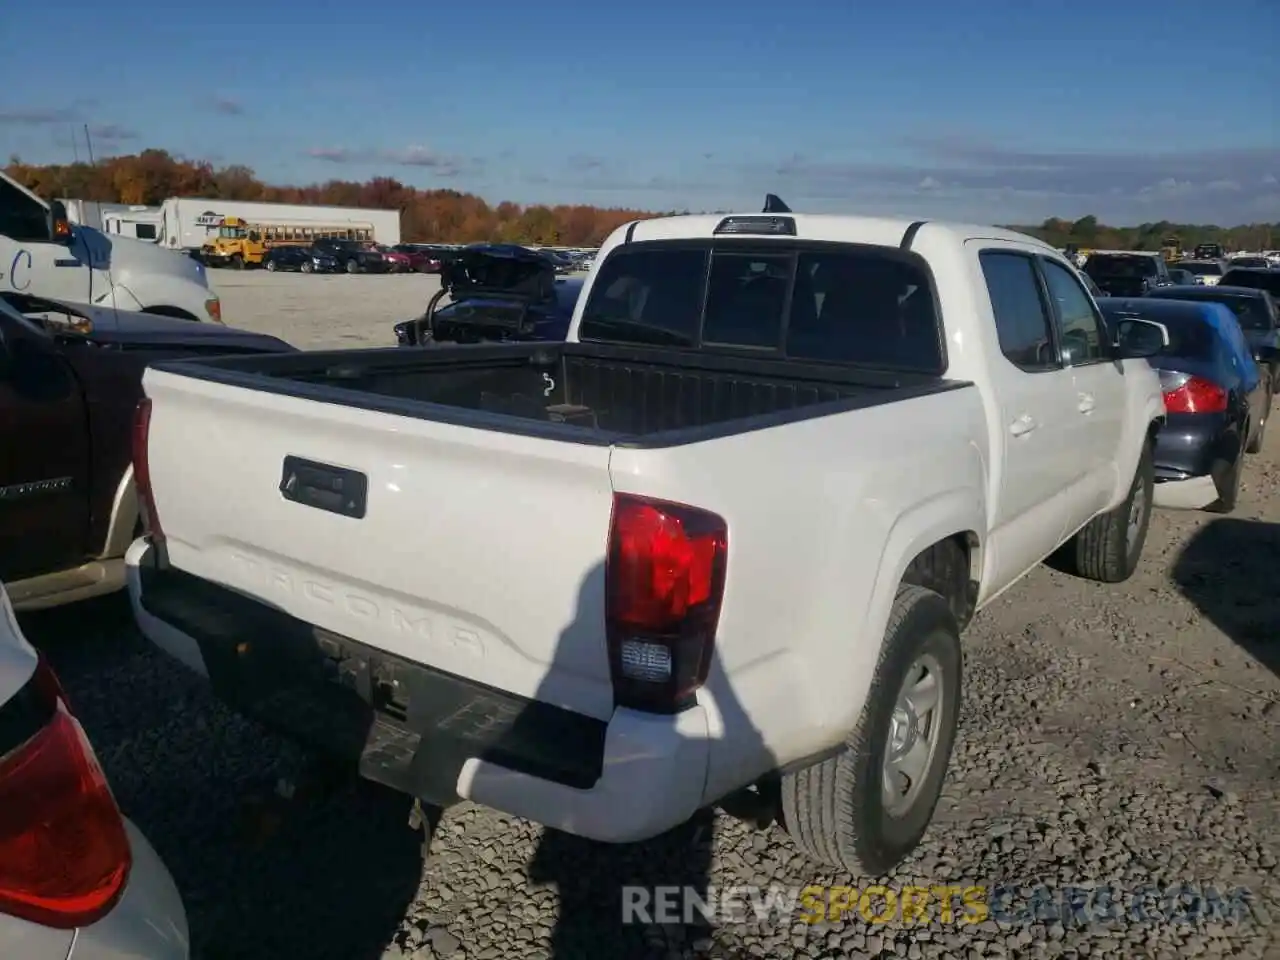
[1208,427,1246,513]
[1246,375,1270,454]
[300,260,314,274]
[346,259,360,274]
[1063,439,1153,582]
[780,584,961,876]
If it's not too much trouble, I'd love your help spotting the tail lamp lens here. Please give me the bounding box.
[606,494,727,713]
[0,657,131,928]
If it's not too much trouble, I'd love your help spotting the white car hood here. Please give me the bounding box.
[81,227,210,290]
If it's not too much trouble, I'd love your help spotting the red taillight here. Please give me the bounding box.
[0,657,131,928]
[605,494,727,714]
[1159,371,1228,414]
[131,398,164,543]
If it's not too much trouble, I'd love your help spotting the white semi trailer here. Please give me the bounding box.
[156,197,402,255]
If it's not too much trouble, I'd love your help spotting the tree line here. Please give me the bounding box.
[4,150,667,247]
[6,150,1277,250]
[1017,215,1278,254]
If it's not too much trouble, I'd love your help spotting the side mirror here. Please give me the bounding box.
[1114,318,1170,358]
[48,200,73,244]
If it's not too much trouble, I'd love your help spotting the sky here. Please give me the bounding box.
[1,0,1277,226]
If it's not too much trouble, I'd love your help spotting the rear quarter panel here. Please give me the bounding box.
[609,385,989,804]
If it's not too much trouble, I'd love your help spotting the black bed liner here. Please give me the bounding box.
[149,341,972,449]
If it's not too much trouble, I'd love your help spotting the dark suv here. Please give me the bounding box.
[311,238,386,274]
[1083,252,1174,297]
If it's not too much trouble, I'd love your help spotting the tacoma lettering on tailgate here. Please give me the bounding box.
[229,552,486,659]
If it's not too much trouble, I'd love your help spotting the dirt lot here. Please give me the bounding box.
[214,270,447,348]
[20,271,1279,960]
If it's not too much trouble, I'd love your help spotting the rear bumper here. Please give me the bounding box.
[1151,412,1230,480]
[124,538,709,844]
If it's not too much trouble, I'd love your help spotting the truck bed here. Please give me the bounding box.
[152,342,968,445]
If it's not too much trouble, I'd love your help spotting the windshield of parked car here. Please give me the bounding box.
[1176,261,1224,276]
[1152,291,1269,332]
[1220,270,1280,296]
[1085,254,1158,278]
[578,242,944,373]
[1100,303,1216,359]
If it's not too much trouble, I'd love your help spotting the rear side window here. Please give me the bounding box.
[1220,270,1280,296]
[578,243,943,372]
[979,252,1055,371]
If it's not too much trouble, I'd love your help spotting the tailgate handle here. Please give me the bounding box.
[279,456,368,519]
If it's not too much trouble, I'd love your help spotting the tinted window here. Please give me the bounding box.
[1220,270,1280,296]
[578,247,706,345]
[1100,305,1215,360]
[579,243,943,371]
[0,179,51,242]
[787,249,941,370]
[1191,292,1270,331]
[1041,259,1107,364]
[980,252,1055,371]
[702,252,790,347]
[134,223,157,240]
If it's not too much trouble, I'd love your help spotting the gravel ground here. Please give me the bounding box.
[18,272,1279,959]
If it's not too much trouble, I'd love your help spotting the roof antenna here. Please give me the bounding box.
[763,194,791,214]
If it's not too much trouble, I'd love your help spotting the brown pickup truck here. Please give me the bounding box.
[0,292,294,610]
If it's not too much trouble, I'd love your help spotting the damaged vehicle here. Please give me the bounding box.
[394,243,583,346]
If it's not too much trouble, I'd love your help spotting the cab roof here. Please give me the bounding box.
[620,211,1054,252]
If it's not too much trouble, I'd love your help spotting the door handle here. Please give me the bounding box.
[1009,415,1038,437]
[1078,392,1096,413]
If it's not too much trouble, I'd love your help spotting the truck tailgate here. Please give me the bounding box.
[142,368,618,721]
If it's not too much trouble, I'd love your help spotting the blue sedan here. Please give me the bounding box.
[1101,297,1275,512]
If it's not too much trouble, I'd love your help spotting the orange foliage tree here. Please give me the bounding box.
[4,149,669,246]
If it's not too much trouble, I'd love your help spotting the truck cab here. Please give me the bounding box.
[0,172,223,323]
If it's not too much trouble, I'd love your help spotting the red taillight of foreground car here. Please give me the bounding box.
[605,493,728,714]
[131,398,164,544]
[1159,371,1228,414]
[0,657,132,928]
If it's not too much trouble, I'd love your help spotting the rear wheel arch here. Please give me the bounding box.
[901,533,979,632]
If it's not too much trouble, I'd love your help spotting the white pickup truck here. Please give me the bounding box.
[1,172,222,323]
[125,204,1170,876]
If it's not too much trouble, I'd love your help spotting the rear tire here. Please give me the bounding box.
[780,584,961,876]
[1246,376,1269,454]
[301,260,314,274]
[1207,428,1246,514]
[346,259,360,274]
[1063,438,1153,583]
